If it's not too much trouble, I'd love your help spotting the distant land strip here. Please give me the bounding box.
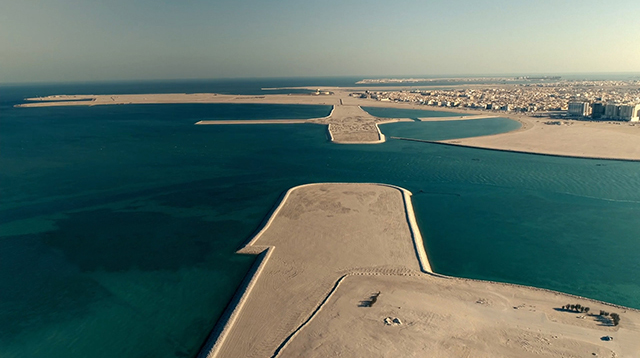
[391,136,640,162]
[416,114,497,121]
[18,90,640,160]
[195,119,311,125]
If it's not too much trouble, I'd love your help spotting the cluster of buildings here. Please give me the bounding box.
[354,79,640,120]
[356,76,561,84]
[568,101,640,121]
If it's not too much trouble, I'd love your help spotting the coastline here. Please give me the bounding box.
[199,182,428,357]
[8,83,640,358]
[393,137,640,162]
[199,183,640,358]
[20,90,640,161]
[435,116,640,161]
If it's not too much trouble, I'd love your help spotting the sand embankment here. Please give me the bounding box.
[194,104,411,144]
[21,94,406,144]
[199,183,429,358]
[417,114,497,121]
[315,105,408,144]
[195,119,310,125]
[15,93,339,107]
[200,183,640,358]
[439,118,640,161]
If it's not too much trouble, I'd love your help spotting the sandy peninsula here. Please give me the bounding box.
[17,89,640,159]
[14,93,340,107]
[18,93,414,144]
[196,105,411,144]
[338,94,640,161]
[438,116,640,161]
[199,183,640,358]
[313,90,640,161]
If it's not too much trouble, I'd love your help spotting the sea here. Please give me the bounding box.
[1,77,640,358]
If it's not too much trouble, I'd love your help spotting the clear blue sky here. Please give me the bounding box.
[2,0,639,83]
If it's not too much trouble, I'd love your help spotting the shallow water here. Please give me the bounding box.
[361,106,457,119]
[380,117,521,141]
[2,82,640,358]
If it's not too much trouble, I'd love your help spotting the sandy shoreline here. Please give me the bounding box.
[15,93,340,107]
[17,89,640,158]
[195,119,311,125]
[199,183,640,358]
[439,117,640,161]
[417,114,497,121]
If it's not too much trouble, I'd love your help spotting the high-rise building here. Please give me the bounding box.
[591,102,605,119]
[604,103,620,119]
[568,101,590,117]
[602,103,640,121]
[619,104,640,122]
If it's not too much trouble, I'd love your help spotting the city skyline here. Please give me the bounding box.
[2,0,640,83]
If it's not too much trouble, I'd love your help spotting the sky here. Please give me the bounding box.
[1,0,639,83]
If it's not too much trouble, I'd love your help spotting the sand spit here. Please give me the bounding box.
[315,105,411,144]
[195,119,310,125]
[439,117,640,161]
[199,183,640,358]
[416,114,497,121]
[20,94,407,144]
[199,183,428,358]
[195,105,411,144]
[15,93,339,107]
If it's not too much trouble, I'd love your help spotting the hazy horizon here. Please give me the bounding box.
[4,71,640,86]
[2,0,639,83]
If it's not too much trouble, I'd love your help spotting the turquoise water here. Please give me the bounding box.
[2,82,640,358]
[380,118,521,141]
[362,106,521,141]
[362,106,460,119]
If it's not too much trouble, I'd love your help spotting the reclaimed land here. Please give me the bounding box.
[196,105,410,144]
[18,90,640,159]
[199,183,640,358]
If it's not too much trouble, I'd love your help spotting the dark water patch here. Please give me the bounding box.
[41,209,246,272]
[0,234,111,341]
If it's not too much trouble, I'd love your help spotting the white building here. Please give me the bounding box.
[618,104,640,121]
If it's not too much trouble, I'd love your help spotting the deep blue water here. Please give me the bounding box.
[2,80,640,358]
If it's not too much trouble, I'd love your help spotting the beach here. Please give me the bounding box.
[200,183,640,358]
[439,117,640,161]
